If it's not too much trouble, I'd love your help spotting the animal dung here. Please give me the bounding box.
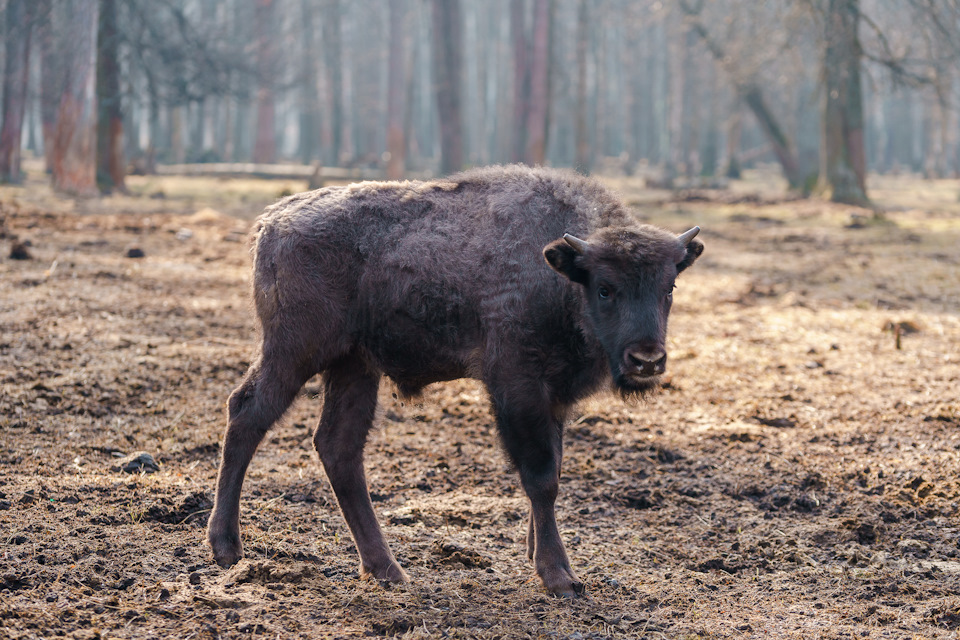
[9,241,31,260]
[113,451,160,474]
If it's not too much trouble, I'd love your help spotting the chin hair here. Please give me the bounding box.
[613,375,661,401]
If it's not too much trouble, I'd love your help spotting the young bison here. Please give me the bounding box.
[207,165,703,596]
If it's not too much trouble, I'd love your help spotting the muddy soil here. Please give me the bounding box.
[1,173,959,639]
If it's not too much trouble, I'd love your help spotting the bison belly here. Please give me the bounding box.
[357,277,483,397]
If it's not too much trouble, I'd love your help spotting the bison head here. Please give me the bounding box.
[543,225,703,396]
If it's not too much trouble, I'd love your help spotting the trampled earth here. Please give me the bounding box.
[1,171,959,639]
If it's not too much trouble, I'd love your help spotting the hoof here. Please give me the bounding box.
[213,548,243,569]
[361,561,410,584]
[540,566,585,598]
[208,527,243,568]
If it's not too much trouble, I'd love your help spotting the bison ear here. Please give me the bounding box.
[543,239,589,285]
[676,239,704,274]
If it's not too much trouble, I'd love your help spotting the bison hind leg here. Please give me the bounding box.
[208,346,321,568]
[315,356,409,583]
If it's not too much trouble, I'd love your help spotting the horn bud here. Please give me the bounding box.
[563,233,590,254]
[677,226,700,245]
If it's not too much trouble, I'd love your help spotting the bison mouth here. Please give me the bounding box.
[613,371,661,400]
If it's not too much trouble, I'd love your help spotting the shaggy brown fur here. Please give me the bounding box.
[207,165,703,597]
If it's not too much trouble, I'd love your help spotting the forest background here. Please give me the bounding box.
[2,0,960,202]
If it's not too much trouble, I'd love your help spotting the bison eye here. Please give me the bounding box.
[598,286,610,300]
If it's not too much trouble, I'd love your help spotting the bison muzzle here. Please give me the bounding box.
[207,165,703,597]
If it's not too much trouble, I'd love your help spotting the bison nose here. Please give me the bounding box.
[625,347,667,377]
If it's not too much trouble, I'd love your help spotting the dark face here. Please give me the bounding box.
[544,225,703,396]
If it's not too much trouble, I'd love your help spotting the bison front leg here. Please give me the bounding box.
[314,357,408,583]
[492,394,583,597]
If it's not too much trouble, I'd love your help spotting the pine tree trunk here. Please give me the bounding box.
[431,0,464,175]
[170,106,185,163]
[51,0,99,196]
[723,99,743,179]
[523,0,550,165]
[96,0,125,193]
[574,0,590,172]
[386,0,407,179]
[37,0,58,173]
[253,0,277,164]
[816,0,867,203]
[298,0,321,165]
[323,0,343,165]
[666,13,686,182]
[683,28,701,178]
[144,79,160,173]
[510,0,528,163]
[0,0,33,184]
[222,98,235,164]
[494,0,514,165]
[702,54,719,177]
[593,7,607,167]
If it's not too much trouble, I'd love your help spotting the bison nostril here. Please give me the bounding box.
[625,348,666,375]
[653,354,667,373]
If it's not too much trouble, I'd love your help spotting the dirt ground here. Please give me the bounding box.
[1,167,959,639]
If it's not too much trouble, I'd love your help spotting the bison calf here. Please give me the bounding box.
[207,165,703,596]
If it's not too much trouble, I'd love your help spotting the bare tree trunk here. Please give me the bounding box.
[946,75,959,177]
[816,0,867,203]
[870,90,888,173]
[253,0,277,164]
[52,0,99,196]
[524,0,550,165]
[37,0,57,173]
[298,0,321,165]
[0,0,34,184]
[96,0,125,193]
[701,53,719,177]
[494,2,514,164]
[666,12,685,182]
[683,27,701,178]
[170,105,186,163]
[323,0,343,165]
[386,0,408,179]
[910,91,923,172]
[143,77,160,173]
[469,4,488,166]
[682,5,810,193]
[924,88,944,179]
[742,85,804,187]
[924,69,953,179]
[431,0,464,175]
[404,5,424,168]
[222,98,235,164]
[623,7,644,174]
[593,6,607,167]
[510,0,529,163]
[724,98,743,179]
[574,0,590,172]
